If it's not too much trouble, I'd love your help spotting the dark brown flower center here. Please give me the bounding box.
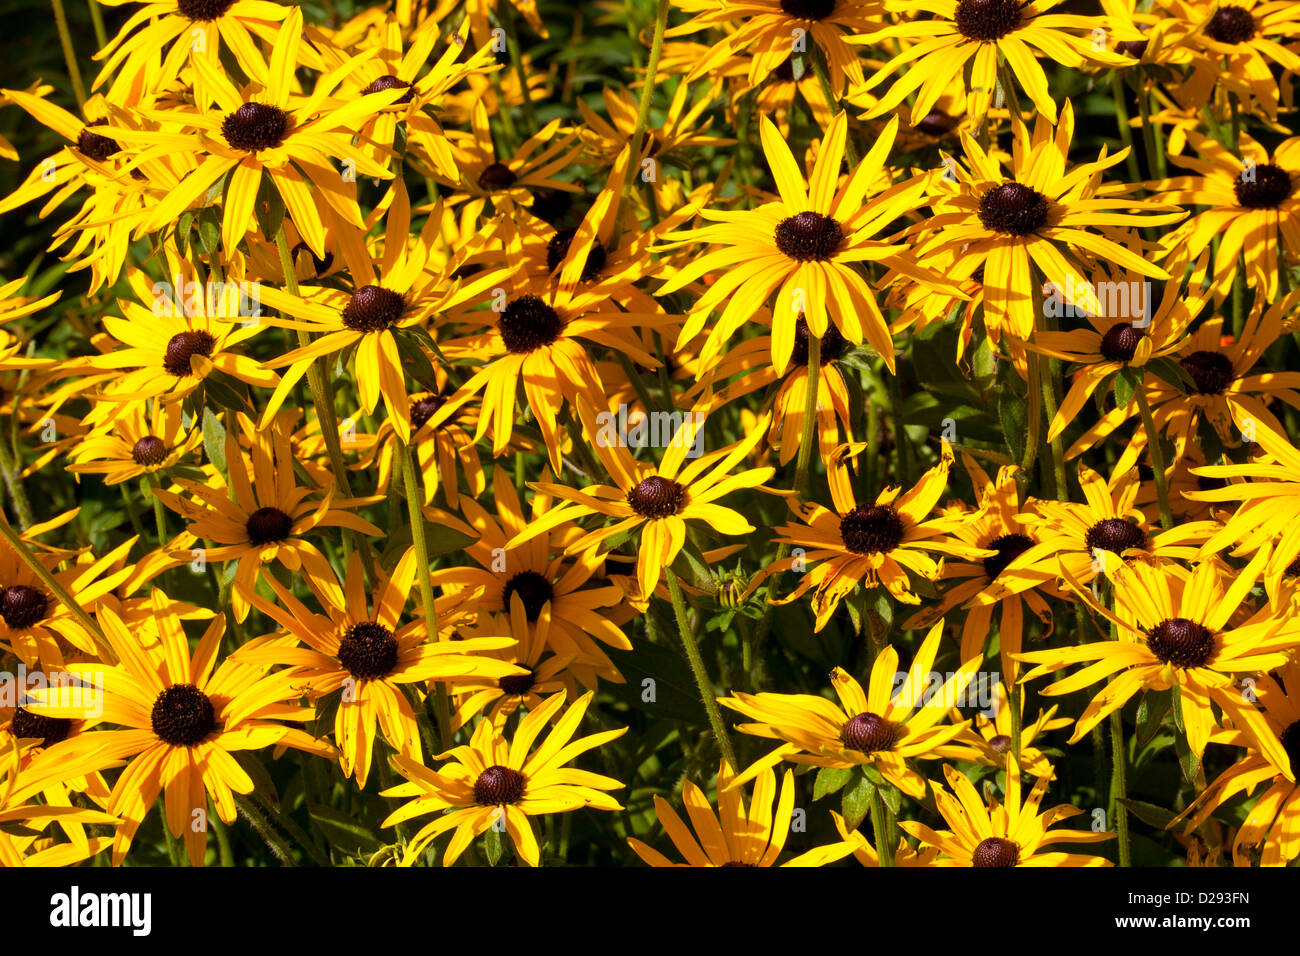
[1178,350,1234,394]
[1285,556,1300,578]
[410,394,446,432]
[546,229,606,281]
[77,125,119,162]
[244,506,293,545]
[1205,5,1256,43]
[341,285,406,333]
[1147,617,1216,668]
[0,585,50,629]
[291,241,333,278]
[177,0,236,20]
[499,295,565,353]
[626,475,688,519]
[163,330,216,376]
[779,0,836,19]
[1280,720,1300,777]
[978,181,1049,236]
[10,706,71,747]
[499,667,537,697]
[473,764,526,805]
[337,621,399,680]
[839,504,905,555]
[1234,163,1294,210]
[150,684,216,746]
[220,102,290,152]
[792,315,846,366]
[988,734,1012,753]
[774,212,844,262]
[502,570,554,622]
[915,110,961,137]
[361,75,413,103]
[955,0,1024,41]
[982,532,1034,580]
[1116,38,1149,58]
[840,712,899,753]
[1099,322,1145,362]
[1085,517,1146,555]
[131,436,168,466]
[972,836,1019,866]
[478,162,518,191]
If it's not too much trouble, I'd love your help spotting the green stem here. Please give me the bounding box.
[870,788,894,867]
[1136,78,1161,180]
[1134,383,1173,529]
[234,794,298,867]
[886,366,912,485]
[1109,707,1131,867]
[0,437,34,530]
[616,0,669,240]
[792,335,821,497]
[399,439,452,751]
[49,0,87,107]
[1110,73,1143,185]
[1037,322,1068,500]
[499,2,539,135]
[810,49,859,165]
[211,805,235,867]
[1021,351,1043,478]
[87,0,107,49]
[666,571,737,769]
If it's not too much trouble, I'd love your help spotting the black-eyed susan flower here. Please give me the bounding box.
[903,762,1113,866]
[153,414,382,620]
[916,103,1184,344]
[660,111,951,374]
[235,549,523,787]
[1176,658,1300,866]
[68,401,203,485]
[381,690,626,866]
[1149,132,1300,301]
[24,596,328,866]
[764,441,980,626]
[1020,548,1298,758]
[853,0,1138,123]
[901,456,1056,682]
[1066,290,1300,469]
[721,620,986,797]
[112,9,403,258]
[507,394,774,599]
[429,468,632,688]
[1190,411,1300,598]
[627,760,858,866]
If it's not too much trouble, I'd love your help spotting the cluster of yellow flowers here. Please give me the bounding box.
[0,0,1297,868]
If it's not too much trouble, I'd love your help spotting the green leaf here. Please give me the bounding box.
[202,408,227,479]
[1136,689,1170,750]
[233,751,280,806]
[422,518,478,558]
[841,768,875,831]
[311,685,344,740]
[1146,356,1193,392]
[254,168,285,241]
[392,329,439,393]
[998,367,1028,464]
[1118,798,1179,831]
[308,804,382,855]
[1113,366,1138,409]
[603,638,707,725]
[813,766,852,801]
[483,820,504,866]
[878,782,901,816]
